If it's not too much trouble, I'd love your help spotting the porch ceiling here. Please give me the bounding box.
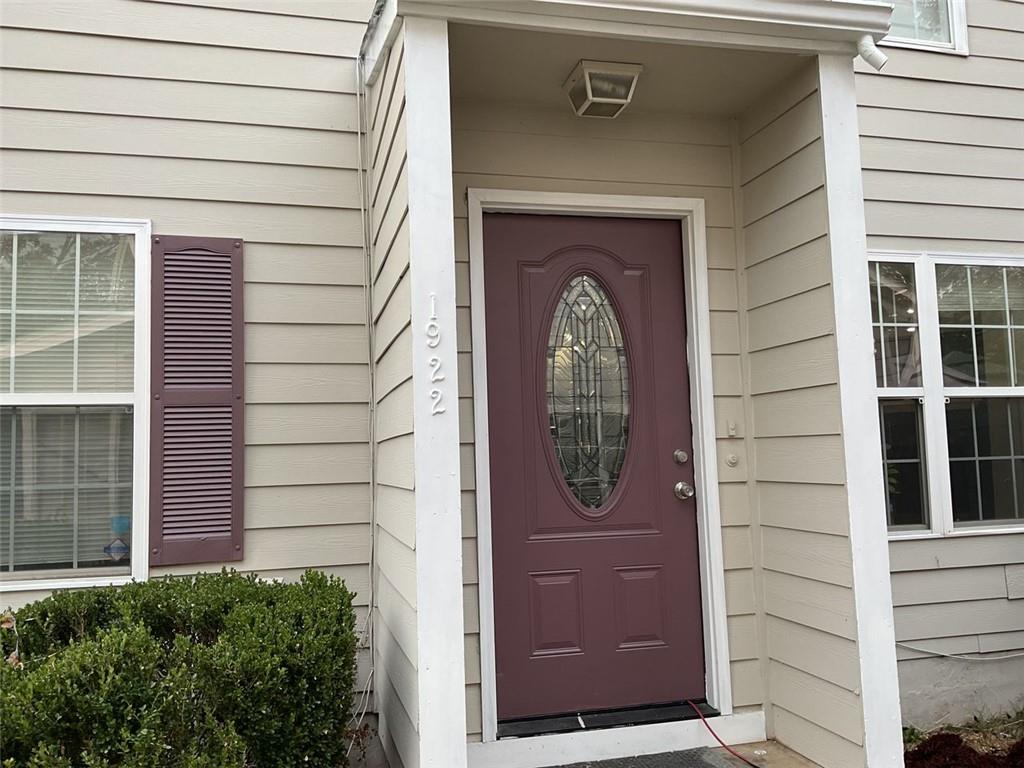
[449,23,810,117]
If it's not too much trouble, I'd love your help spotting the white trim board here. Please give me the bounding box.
[360,0,399,85]
[816,56,905,767]
[466,189,733,751]
[360,0,893,67]
[403,17,469,768]
[467,710,766,768]
[0,214,151,594]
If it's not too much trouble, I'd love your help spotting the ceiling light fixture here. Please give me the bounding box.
[562,60,643,119]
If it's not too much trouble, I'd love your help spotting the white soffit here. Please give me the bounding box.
[362,0,893,84]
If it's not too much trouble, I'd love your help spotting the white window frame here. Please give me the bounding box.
[881,0,969,55]
[0,214,151,593]
[874,250,1024,541]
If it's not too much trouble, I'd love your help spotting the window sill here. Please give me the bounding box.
[888,525,1024,541]
[0,574,134,594]
[878,37,968,56]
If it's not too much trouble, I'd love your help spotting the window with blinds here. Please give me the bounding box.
[889,0,953,44]
[1,226,139,579]
[883,0,968,54]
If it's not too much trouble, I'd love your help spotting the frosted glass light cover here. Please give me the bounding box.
[588,72,635,101]
[562,60,642,119]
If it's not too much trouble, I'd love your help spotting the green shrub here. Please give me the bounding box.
[0,570,358,768]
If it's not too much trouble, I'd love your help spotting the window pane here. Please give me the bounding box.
[949,460,980,523]
[870,272,880,324]
[976,328,1012,386]
[15,232,76,311]
[78,486,133,567]
[940,327,975,386]
[873,327,884,387]
[890,0,952,44]
[1014,329,1024,387]
[78,316,134,391]
[0,406,132,576]
[0,232,11,310]
[946,399,976,458]
[945,398,1024,525]
[971,266,1007,325]
[1008,268,1024,325]
[0,312,8,391]
[974,399,1013,456]
[888,463,928,527]
[936,263,1023,389]
[13,313,75,392]
[3,231,135,394]
[882,326,922,388]
[896,327,922,386]
[979,460,1016,520]
[883,401,924,460]
[936,264,970,325]
[869,261,921,388]
[80,234,134,312]
[880,400,928,528]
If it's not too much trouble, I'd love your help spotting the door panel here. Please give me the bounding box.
[484,213,706,722]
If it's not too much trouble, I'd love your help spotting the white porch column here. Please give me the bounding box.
[817,53,905,768]
[404,15,468,768]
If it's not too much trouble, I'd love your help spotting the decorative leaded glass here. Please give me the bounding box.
[546,274,630,509]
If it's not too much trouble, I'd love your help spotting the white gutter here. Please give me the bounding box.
[359,0,894,84]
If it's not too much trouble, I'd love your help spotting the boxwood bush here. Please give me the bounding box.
[0,570,358,767]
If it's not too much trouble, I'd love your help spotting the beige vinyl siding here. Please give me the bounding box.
[738,63,866,768]
[0,0,374,692]
[856,0,1024,256]
[367,24,419,768]
[889,534,1024,726]
[451,97,760,740]
[855,0,1024,726]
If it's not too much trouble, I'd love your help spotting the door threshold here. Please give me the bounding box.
[498,700,719,739]
[468,710,767,768]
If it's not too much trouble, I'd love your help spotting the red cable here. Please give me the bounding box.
[686,699,760,768]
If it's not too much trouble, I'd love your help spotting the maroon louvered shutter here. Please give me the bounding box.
[150,235,244,565]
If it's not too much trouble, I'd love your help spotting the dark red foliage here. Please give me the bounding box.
[1005,739,1024,768]
[905,733,1024,768]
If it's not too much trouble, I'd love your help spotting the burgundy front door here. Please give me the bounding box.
[484,213,705,723]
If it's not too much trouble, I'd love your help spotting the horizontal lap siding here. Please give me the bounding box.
[888,532,1024,724]
[856,0,1024,725]
[450,98,759,739]
[368,29,419,768]
[856,0,1024,255]
[0,0,373,687]
[739,63,865,768]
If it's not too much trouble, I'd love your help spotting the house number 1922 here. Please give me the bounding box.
[426,293,446,415]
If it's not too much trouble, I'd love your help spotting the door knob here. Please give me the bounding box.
[674,481,695,500]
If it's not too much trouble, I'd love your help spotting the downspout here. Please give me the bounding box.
[857,34,888,71]
[350,49,377,743]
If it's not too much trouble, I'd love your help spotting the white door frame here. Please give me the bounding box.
[466,188,739,761]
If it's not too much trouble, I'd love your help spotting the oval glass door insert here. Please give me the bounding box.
[546,274,631,509]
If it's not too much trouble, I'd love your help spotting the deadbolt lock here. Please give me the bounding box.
[673,449,689,464]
